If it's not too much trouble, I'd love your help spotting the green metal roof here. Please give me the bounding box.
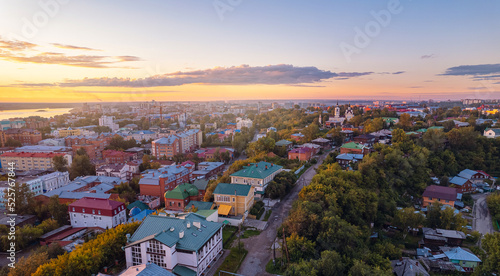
[193,179,209,190]
[230,161,283,180]
[172,265,197,276]
[127,200,149,211]
[165,183,199,200]
[195,209,217,218]
[127,214,222,252]
[416,128,427,133]
[275,139,293,146]
[340,142,366,149]
[213,183,252,196]
[428,126,444,130]
[186,201,213,211]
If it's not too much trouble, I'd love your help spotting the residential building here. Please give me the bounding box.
[38,138,66,147]
[0,152,71,171]
[102,150,134,164]
[457,169,493,184]
[125,147,145,159]
[288,147,314,161]
[96,163,135,181]
[152,136,180,159]
[230,161,283,194]
[336,153,364,168]
[124,213,223,276]
[291,133,305,141]
[353,134,376,146]
[484,128,500,138]
[40,171,70,192]
[449,176,475,193]
[127,130,157,142]
[422,185,457,208]
[391,258,429,276]
[311,137,330,148]
[164,183,202,211]
[56,127,81,138]
[99,115,119,132]
[0,120,26,130]
[339,142,369,155]
[422,228,466,247]
[275,140,293,151]
[441,247,481,272]
[13,145,72,154]
[213,183,254,216]
[139,164,192,202]
[192,162,224,180]
[4,128,42,145]
[69,197,126,229]
[195,147,234,160]
[66,134,112,160]
[192,179,209,199]
[236,117,253,129]
[120,263,175,276]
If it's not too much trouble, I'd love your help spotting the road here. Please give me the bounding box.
[472,193,494,235]
[235,153,328,276]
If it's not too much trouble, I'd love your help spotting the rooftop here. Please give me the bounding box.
[213,183,252,196]
[164,183,198,200]
[422,185,457,202]
[69,197,124,210]
[230,161,283,180]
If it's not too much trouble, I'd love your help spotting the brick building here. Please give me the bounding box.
[139,164,192,203]
[164,183,202,211]
[4,128,42,145]
[0,152,71,171]
[102,150,134,164]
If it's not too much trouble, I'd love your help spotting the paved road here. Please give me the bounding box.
[472,193,494,235]
[236,153,328,276]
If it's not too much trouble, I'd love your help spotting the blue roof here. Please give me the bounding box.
[444,247,481,262]
[128,209,154,223]
[450,176,468,186]
[458,169,480,180]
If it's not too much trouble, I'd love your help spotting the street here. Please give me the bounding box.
[472,193,494,235]
[233,152,329,276]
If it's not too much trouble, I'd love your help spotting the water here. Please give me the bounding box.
[0,108,73,120]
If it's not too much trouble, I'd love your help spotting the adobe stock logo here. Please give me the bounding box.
[20,0,71,39]
[213,0,244,21]
[340,0,405,63]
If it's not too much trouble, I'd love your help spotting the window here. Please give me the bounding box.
[131,245,142,266]
[232,197,235,202]
[150,254,166,268]
[148,240,165,254]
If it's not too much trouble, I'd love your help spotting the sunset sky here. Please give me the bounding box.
[1,0,499,103]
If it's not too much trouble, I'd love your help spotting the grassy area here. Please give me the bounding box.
[216,243,248,275]
[241,228,261,239]
[493,219,499,231]
[222,226,238,249]
[265,258,286,274]
[263,210,272,221]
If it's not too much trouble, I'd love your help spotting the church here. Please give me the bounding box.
[324,102,354,127]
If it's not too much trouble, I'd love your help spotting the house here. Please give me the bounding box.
[449,176,475,193]
[164,183,201,211]
[353,134,376,146]
[192,179,209,199]
[102,150,134,164]
[139,164,192,203]
[119,263,175,276]
[213,183,254,216]
[288,147,314,161]
[192,162,224,180]
[291,133,305,141]
[311,137,330,148]
[124,147,144,160]
[267,127,277,133]
[124,213,223,276]
[483,128,500,139]
[275,140,293,151]
[230,161,283,194]
[339,142,369,155]
[441,247,481,272]
[69,197,127,229]
[96,163,134,181]
[38,225,88,250]
[422,185,457,208]
[422,228,466,247]
[391,258,429,276]
[152,136,180,159]
[236,117,252,129]
[457,169,492,184]
[336,153,364,168]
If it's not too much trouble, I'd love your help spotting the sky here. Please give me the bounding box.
[0,0,499,103]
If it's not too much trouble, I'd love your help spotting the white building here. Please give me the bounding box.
[96,163,133,181]
[124,213,223,276]
[484,128,500,139]
[40,171,70,193]
[69,197,126,229]
[38,138,66,147]
[236,117,253,130]
[99,116,119,132]
[230,161,283,193]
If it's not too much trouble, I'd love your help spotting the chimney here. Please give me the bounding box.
[179,230,184,239]
[187,221,191,228]
[255,164,258,167]
[415,261,419,266]
[193,221,201,229]
[265,165,268,170]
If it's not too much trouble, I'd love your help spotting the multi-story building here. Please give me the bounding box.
[39,171,70,193]
[0,152,72,171]
[230,161,283,194]
[152,136,180,159]
[55,127,82,138]
[422,185,457,208]
[102,150,134,164]
[38,138,66,147]
[13,145,72,155]
[4,128,42,145]
[139,164,193,202]
[69,197,126,229]
[164,183,202,211]
[0,120,26,130]
[124,214,223,276]
[213,183,254,216]
[96,163,134,181]
[0,131,6,147]
[236,117,253,129]
[192,162,224,180]
[65,134,112,159]
[99,115,119,132]
[176,129,202,153]
[339,142,370,155]
[127,130,157,142]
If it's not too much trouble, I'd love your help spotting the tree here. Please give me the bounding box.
[69,154,95,180]
[399,113,412,130]
[4,182,35,215]
[4,138,22,147]
[422,129,445,151]
[303,123,320,141]
[76,147,88,156]
[286,233,316,262]
[8,252,49,276]
[52,155,68,172]
[47,196,69,225]
[393,207,424,238]
[92,126,112,134]
[482,232,500,274]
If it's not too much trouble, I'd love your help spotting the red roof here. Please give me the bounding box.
[69,197,124,210]
[0,152,65,158]
[423,185,457,201]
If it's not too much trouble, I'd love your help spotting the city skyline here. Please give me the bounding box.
[1,0,499,102]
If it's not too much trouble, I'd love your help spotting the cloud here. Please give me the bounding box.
[72,90,178,94]
[408,86,422,89]
[36,64,370,87]
[392,71,405,75]
[440,63,500,76]
[421,54,435,59]
[51,43,101,51]
[0,38,140,68]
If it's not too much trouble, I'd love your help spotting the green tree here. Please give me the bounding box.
[8,252,49,276]
[4,138,22,147]
[398,113,412,130]
[69,154,95,180]
[482,232,500,274]
[52,155,68,172]
[286,233,316,262]
[393,207,425,239]
[47,196,69,225]
[422,129,446,151]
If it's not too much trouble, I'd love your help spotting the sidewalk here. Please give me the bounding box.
[206,249,230,276]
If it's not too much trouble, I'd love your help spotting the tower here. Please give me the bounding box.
[335,100,340,118]
[345,103,354,122]
[319,112,322,125]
